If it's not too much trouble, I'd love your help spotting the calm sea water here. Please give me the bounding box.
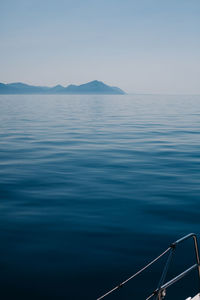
[0,94,200,300]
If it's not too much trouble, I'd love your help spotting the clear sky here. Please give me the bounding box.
[1,0,200,94]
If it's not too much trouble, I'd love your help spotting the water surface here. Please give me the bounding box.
[0,94,200,299]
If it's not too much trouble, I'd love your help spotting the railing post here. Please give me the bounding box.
[156,248,174,300]
[192,235,200,291]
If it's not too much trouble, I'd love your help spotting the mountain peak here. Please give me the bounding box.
[89,80,103,84]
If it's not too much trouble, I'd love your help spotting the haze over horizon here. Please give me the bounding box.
[1,0,200,94]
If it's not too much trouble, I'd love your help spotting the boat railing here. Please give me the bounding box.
[97,233,200,300]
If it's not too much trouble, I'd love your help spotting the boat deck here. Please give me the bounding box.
[187,294,200,300]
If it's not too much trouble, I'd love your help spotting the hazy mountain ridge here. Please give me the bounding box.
[0,80,125,95]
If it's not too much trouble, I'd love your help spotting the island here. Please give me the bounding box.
[0,80,125,95]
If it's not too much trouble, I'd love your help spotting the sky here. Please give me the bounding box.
[0,0,200,94]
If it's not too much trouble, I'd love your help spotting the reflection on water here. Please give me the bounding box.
[0,94,200,299]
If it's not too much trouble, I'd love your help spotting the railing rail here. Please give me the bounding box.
[97,233,200,300]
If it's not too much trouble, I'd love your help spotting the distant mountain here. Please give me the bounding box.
[0,80,125,95]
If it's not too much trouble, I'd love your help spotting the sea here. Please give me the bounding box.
[0,94,200,300]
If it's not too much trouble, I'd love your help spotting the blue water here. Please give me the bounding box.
[0,94,200,299]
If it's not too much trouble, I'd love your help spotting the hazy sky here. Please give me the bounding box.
[1,0,200,94]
